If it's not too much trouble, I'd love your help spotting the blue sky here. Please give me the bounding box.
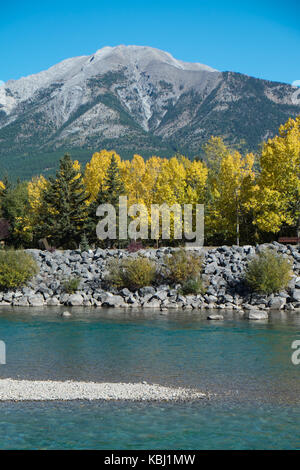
[0,0,299,85]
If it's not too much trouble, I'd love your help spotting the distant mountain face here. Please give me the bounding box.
[0,45,299,178]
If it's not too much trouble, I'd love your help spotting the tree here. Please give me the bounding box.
[0,180,31,246]
[207,151,256,245]
[87,153,125,246]
[84,150,121,202]
[250,117,300,237]
[35,154,89,248]
[203,136,231,175]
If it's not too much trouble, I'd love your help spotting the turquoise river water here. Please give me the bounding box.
[0,307,299,449]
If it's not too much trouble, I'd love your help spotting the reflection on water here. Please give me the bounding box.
[0,307,299,405]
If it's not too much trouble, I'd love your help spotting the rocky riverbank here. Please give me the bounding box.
[0,379,206,401]
[0,243,299,314]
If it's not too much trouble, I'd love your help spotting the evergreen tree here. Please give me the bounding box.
[36,154,89,248]
[0,180,31,246]
[87,154,126,246]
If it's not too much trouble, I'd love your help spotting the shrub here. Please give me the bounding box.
[164,248,203,283]
[180,277,205,295]
[0,250,39,289]
[62,276,81,294]
[80,233,90,252]
[107,256,156,290]
[245,249,292,294]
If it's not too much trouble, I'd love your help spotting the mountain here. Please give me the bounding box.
[0,45,299,178]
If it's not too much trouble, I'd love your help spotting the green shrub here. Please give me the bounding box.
[180,277,205,295]
[245,249,292,294]
[62,276,81,294]
[0,250,39,289]
[164,248,203,283]
[107,256,156,290]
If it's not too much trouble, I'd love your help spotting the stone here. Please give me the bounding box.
[139,286,156,296]
[68,294,84,306]
[207,314,224,320]
[142,300,161,309]
[61,311,72,318]
[102,295,125,308]
[12,297,29,307]
[46,297,60,306]
[291,289,300,302]
[3,292,13,303]
[28,294,45,307]
[268,297,286,310]
[245,311,268,320]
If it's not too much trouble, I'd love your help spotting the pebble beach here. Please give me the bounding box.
[0,379,206,402]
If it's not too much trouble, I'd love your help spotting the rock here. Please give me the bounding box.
[61,311,72,318]
[68,294,84,306]
[245,310,268,320]
[12,297,29,307]
[102,295,125,308]
[207,314,224,320]
[46,297,60,306]
[291,289,300,302]
[268,297,286,310]
[139,286,156,296]
[3,292,13,303]
[28,294,45,307]
[142,300,161,309]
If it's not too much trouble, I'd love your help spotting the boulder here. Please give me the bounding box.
[46,297,60,306]
[28,294,45,307]
[245,310,268,320]
[12,297,29,307]
[61,311,72,318]
[142,299,161,309]
[102,295,125,308]
[207,314,224,320]
[68,294,84,306]
[291,289,300,302]
[268,297,286,310]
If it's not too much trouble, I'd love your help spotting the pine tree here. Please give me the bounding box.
[36,154,89,248]
[87,154,126,246]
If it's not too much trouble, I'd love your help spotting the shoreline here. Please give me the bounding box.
[0,243,299,313]
[0,379,206,402]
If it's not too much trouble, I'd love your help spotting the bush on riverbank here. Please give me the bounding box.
[62,276,81,294]
[0,250,39,289]
[180,277,205,295]
[107,256,156,290]
[164,249,203,283]
[245,249,292,294]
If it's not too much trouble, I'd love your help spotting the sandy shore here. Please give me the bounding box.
[0,379,206,401]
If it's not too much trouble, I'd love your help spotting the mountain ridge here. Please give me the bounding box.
[0,45,299,178]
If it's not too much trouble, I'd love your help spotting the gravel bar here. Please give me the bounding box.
[0,379,206,402]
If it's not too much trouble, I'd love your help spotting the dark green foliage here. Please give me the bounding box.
[35,154,89,249]
[0,180,30,246]
[245,249,292,294]
[79,233,90,252]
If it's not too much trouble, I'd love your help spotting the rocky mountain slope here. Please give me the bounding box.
[0,45,299,178]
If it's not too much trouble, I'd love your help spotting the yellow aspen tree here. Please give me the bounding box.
[203,136,231,174]
[208,151,256,245]
[84,150,121,201]
[250,117,300,236]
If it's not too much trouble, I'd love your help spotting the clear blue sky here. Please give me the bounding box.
[0,0,299,85]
